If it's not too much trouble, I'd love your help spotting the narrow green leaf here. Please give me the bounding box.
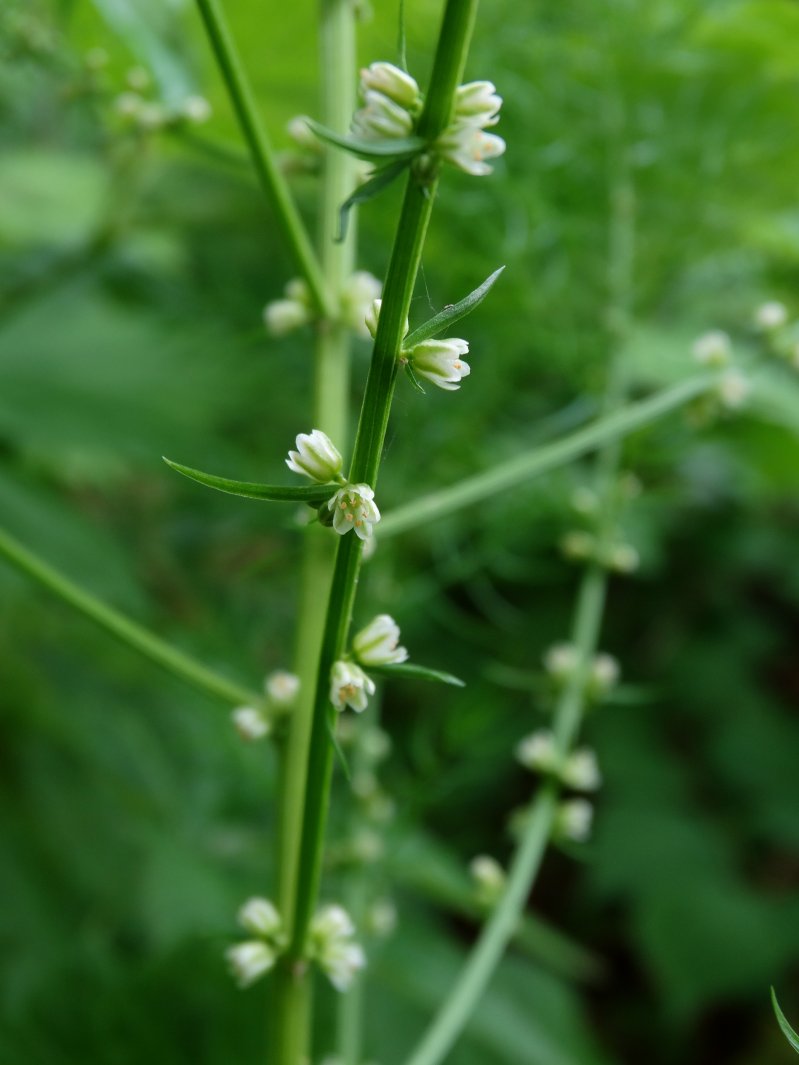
[337,159,410,242]
[404,266,505,348]
[369,662,465,687]
[772,988,799,1053]
[163,458,337,503]
[306,118,425,161]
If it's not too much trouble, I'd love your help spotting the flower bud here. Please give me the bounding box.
[360,62,421,111]
[364,298,409,341]
[436,121,506,176]
[454,81,502,123]
[226,940,277,987]
[606,542,640,574]
[237,897,283,939]
[263,298,310,336]
[554,799,594,843]
[351,89,414,140]
[469,854,506,906]
[231,705,270,741]
[341,271,382,338]
[516,729,559,773]
[286,429,344,483]
[406,337,470,391]
[562,748,601,791]
[589,652,620,698]
[309,904,367,992]
[692,330,731,367]
[287,114,320,152]
[182,94,212,124]
[717,369,750,410]
[265,670,300,707]
[353,614,408,666]
[543,642,578,682]
[755,301,788,330]
[327,484,380,539]
[330,660,376,713]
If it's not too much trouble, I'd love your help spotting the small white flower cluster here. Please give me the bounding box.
[308,904,366,992]
[330,615,407,713]
[515,729,601,792]
[263,278,313,336]
[436,80,506,176]
[231,670,301,742]
[559,529,640,574]
[225,896,286,988]
[543,643,621,702]
[690,327,751,411]
[114,81,211,132]
[351,62,423,141]
[469,854,506,907]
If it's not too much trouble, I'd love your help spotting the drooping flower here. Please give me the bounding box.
[351,89,415,140]
[226,940,277,988]
[286,429,343,484]
[327,483,380,539]
[237,897,284,940]
[353,614,408,666]
[561,748,602,791]
[436,122,506,176]
[330,660,376,713]
[406,337,470,391]
[231,705,271,742]
[360,62,421,111]
[454,80,502,123]
[309,904,366,992]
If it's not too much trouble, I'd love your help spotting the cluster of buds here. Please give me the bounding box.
[330,615,408,713]
[515,729,601,792]
[560,529,640,574]
[543,642,621,702]
[469,854,506,907]
[308,904,366,992]
[225,897,286,988]
[690,326,753,412]
[231,670,301,742]
[436,81,505,176]
[114,67,212,133]
[263,278,313,336]
[351,62,423,141]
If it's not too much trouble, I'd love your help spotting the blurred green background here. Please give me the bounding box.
[2,0,799,1062]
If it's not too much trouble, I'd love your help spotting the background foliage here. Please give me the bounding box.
[2,0,799,1062]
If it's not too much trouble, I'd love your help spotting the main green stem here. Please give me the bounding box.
[401,139,637,1065]
[270,2,358,1062]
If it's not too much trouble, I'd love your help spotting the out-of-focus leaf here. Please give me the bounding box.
[772,989,799,1054]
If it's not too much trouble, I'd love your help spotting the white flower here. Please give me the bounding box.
[309,904,366,992]
[516,729,560,773]
[330,660,376,713]
[226,940,277,988]
[231,705,271,742]
[469,855,506,905]
[607,542,640,574]
[287,114,320,152]
[562,749,601,791]
[353,614,408,666]
[323,940,367,992]
[327,484,380,539]
[364,298,409,341]
[312,904,355,940]
[360,62,421,111]
[182,94,212,124]
[237,897,283,939]
[755,300,788,330]
[543,642,578,681]
[407,337,470,391]
[351,89,415,140]
[265,670,300,707]
[554,799,593,843]
[454,81,502,124]
[437,121,506,176]
[263,278,312,335]
[341,271,382,338]
[692,330,731,367]
[590,652,620,695]
[286,429,343,483]
[718,369,750,410]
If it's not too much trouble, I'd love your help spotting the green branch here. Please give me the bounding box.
[0,526,262,709]
[192,0,334,317]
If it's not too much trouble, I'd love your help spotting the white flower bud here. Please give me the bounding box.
[516,729,559,773]
[265,670,300,707]
[436,121,506,176]
[182,94,212,124]
[607,542,640,574]
[323,941,367,992]
[312,903,355,940]
[353,614,408,666]
[360,62,421,111]
[330,660,376,713]
[263,298,311,336]
[469,854,506,905]
[692,330,731,367]
[407,337,470,391]
[231,705,271,742]
[590,652,620,695]
[226,940,277,987]
[351,89,415,140]
[543,642,578,682]
[755,301,788,330]
[554,799,593,843]
[287,114,320,152]
[237,897,283,939]
[717,369,750,410]
[327,484,380,539]
[454,81,502,123]
[562,748,601,791]
[310,903,367,990]
[364,298,408,341]
[286,429,344,483]
[341,271,382,338]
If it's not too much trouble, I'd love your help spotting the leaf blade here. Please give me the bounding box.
[337,159,410,242]
[163,457,337,503]
[404,266,506,348]
[306,119,425,161]
[772,988,799,1053]
[369,662,465,687]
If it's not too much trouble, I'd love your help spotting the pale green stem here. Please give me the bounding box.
[192,0,335,317]
[0,525,262,708]
[271,1,358,1061]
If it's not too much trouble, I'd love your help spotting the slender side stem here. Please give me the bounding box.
[271,2,358,1061]
[192,0,334,317]
[287,0,480,974]
[0,525,262,708]
[378,374,713,538]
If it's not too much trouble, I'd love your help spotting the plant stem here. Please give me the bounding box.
[0,525,262,708]
[285,0,480,988]
[271,1,358,1060]
[192,0,334,317]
